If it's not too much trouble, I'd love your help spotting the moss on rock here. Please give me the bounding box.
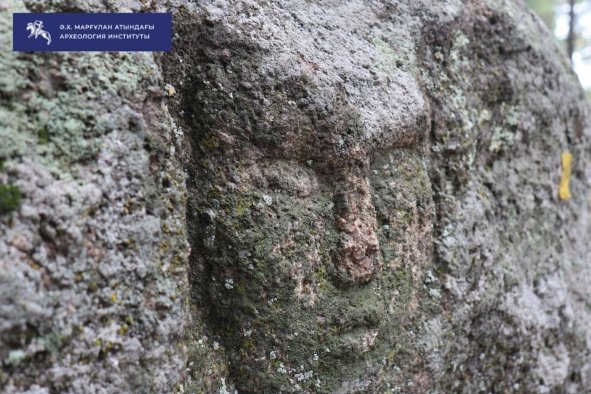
[0,183,21,215]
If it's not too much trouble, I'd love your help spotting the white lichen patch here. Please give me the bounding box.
[361,329,380,352]
[224,278,234,289]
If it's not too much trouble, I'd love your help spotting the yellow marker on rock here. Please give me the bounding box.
[559,152,572,201]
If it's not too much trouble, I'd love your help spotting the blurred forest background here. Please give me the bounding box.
[526,0,591,101]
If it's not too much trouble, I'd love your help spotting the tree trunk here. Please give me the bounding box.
[567,0,576,61]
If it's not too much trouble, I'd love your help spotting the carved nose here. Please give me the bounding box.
[334,173,382,283]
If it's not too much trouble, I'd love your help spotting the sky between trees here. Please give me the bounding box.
[526,0,591,97]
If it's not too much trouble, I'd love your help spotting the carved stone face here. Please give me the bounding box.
[176,2,435,391]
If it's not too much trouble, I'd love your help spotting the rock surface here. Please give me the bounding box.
[2,0,591,393]
[0,1,190,393]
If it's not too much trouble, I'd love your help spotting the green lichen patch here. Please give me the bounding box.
[0,183,21,215]
[38,126,50,145]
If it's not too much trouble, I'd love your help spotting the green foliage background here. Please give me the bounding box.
[525,0,561,31]
[526,0,591,101]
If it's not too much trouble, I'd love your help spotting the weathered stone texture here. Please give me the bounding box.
[165,0,591,392]
[1,1,189,393]
[2,0,591,393]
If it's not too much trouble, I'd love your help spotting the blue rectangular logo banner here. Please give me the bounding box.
[13,13,172,52]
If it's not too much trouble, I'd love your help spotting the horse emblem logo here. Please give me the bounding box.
[26,20,51,45]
